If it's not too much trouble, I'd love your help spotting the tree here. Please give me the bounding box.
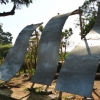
[0,0,33,17]
[0,24,12,64]
[82,0,97,36]
[20,29,40,77]
[75,0,98,37]
[38,25,44,32]
[59,28,73,63]
[0,44,12,59]
[0,24,13,44]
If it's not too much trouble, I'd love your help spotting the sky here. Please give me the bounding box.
[0,0,85,51]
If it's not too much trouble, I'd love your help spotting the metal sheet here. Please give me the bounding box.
[31,13,71,85]
[0,23,42,81]
[56,3,100,97]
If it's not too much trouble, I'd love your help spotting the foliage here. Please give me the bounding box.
[61,28,73,53]
[0,0,33,16]
[0,24,13,44]
[0,44,12,58]
[28,31,40,68]
[0,44,12,65]
[20,31,40,76]
[0,24,12,65]
[61,28,73,40]
[76,0,98,37]
[38,25,44,32]
[59,52,69,61]
[0,57,4,65]
[0,0,32,7]
[58,28,73,63]
[82,0,98,36]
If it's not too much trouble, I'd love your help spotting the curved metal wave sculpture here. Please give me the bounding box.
[0,23,42,81]
[56,2,100,97]
[31,13,71,85]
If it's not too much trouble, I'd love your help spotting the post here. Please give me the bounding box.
[58,91,62,100]
[31,83,35,89]
[34,30,39,69]
[79,7,83,39]
[83,97,87,100]
[45,85,49,92]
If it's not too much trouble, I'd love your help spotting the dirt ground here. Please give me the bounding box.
[0,74,100,100]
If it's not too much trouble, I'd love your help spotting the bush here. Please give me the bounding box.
[0,44,12,65]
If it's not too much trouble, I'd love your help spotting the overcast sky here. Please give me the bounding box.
[0,0,85,51]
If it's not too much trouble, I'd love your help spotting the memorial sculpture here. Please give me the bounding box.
[56,2,100,98]
[0,23,42,81]
[0,2,99,99]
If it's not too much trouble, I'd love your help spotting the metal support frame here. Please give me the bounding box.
[79,7,83,39]
[58,91,62,100]
[44,85,49,92]
[31,83,35,89]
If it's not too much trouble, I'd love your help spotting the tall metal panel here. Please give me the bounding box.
[0,23,42,81]
[31,13,70,85]
[56,3,100,97]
